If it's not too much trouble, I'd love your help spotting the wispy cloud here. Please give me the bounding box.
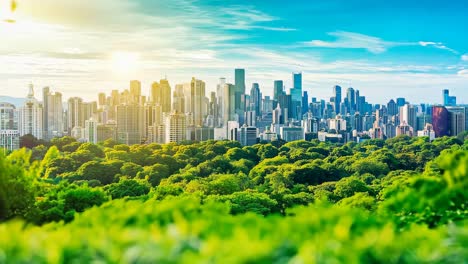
[418,42,458,54]
[458,69,468,77]
[462,54,468,61]
[303,31,412,54]
[303,31,458,54]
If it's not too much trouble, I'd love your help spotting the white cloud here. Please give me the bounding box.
[462,54,468,61]
[458,69,468,77]
[303,31,458,54]
[303,31,400,53]
[418,41,458,54]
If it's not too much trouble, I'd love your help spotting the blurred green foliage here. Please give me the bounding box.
[0,135,467,262]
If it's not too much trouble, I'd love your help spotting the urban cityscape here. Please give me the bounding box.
[0,69,465,151]
[1,0,468,262]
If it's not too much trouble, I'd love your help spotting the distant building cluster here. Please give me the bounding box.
[0,71,467,151]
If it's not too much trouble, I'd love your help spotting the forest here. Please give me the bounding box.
[0,135,467,263]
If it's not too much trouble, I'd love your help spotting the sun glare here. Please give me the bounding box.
[110,51,140,74]
[0,0,15,22]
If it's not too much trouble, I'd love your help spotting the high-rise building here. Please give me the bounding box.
[239,125,257,146]
[234,69,246,111]
[387,99,398,116]
[0,102,19,151]
[97,123,117,142]
[280,125,304,142]
[346,87,356,113]
[272,104,282,124]
[273,80,284,101]
[293,72,302,91]
[0,102,17,130]
[448,110,465,136]
[42,87,49,138]
[250,83,261,116]
[432,106,450,137]
[116,104,144,144]
[262,96,273,114]
[446,106,468,131]
[189,77,206,127]
[98,92,106,108]
[443,89,457,106]
[399,104,417,129]
[165,111,187,143]
[84,117,98,144]
[396,98,406,108]
[222,83,236,126]
[333,85,342,114]
[67,97,83,133]
[290,72,303,120]
[44,90,63,139]
[130,80,141,104]
[234,69,246,94]
[302,91,309,115]
[151,80,172,112]
[173,84,185,113]
[18,84,43,139]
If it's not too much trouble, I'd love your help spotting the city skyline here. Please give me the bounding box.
[1,0,467,103]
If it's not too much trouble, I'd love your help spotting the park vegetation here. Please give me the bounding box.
[0,135,467,263]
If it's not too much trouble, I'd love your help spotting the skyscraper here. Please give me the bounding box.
[396,98,406,108]
[290,72,303,120]
[302,91,309,115]
[84,117,98,144]
[0,102,19,151]
[68,97,83,133]
[432,106,449,137]
[333,85,342,114]
[173,84,185,113]
[44,90,63,139]
[0,102,17,130]
[273,80,284,101]
[234,69,246,111]
[130,80,141,104]
[190,77,206,126]
[399,103,417,129]
[223,83,236,125]
[42,87,50,139]
[159,79,172,112]
[250,83,261,116]
[443,89,457,106]
[18,84,43,139]
[239,125,257,146]
[165,111,187,143]
[293,72,302,91]
[234,69,246,94]
[387,99,397,116]
[116,104,144,144]
[346,87,355,113]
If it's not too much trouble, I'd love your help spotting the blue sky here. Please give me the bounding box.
[0,0,467,104]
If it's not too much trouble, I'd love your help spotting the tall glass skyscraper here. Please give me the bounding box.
[274,80,284,101]
[234,69,246,111]
[333,85,342,114]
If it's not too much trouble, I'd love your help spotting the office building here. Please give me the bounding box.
[116,104,144,145]
[333,85,342,114]
[239,125,257,146]
[0,102,19,151]
[432,106,450,137]
[274,80,284,101]
[18,84,43,139]
[443,89,457,106]
[43,90,64,139]
[84,117,98,144]
[165,111,187,143]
